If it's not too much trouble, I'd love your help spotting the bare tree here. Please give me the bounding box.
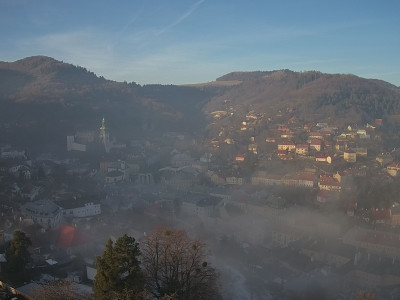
[141,227,219,300]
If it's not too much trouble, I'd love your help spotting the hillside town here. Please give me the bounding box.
[1,111,400,299]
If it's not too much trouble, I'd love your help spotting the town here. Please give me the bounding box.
[1,105,400,299]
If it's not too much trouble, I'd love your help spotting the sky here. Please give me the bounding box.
[1,0,400,86]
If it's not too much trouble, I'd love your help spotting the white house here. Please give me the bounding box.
[20,200,63,229]
[60,201,101,218]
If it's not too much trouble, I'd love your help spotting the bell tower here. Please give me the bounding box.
[99,117,110,153]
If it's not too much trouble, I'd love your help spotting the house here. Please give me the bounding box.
[352,147,368,157]
[315,154,332,164]
[159,166,199,190]
[200,153,213,163]
[281,131,294,139]
[357,129,370,139]
[318,176,341,192]
[376,154,393,166]
[181,196,221,219]
[324,140,333,150]
[59,199,101,219]
[335,141,347,151]
[309,132,323,139]
[386,162,400,177]
[248,143,257,154]
[342,227,400,259]
[344,150,357,163]
[100,156,125,173]
[391,204,400,227]
[370,208,391,224]
[296,144,309,155]
[224,138,234,145]
[320,131,332,138]
[278,125,289,131]
[66,135,87,152]
[235,154,245,162]
[316,122,328,128]
[277,150,293,160]
[310,139,323,151]
[226,176,244,185]
[293,172,317,188]
[20,199,64,229]
[277,141,296,152]
[171,152,194,168]
[207,171,226,185]
[265,137,276,143]
[251,171,282,186]
[105,170,125,183]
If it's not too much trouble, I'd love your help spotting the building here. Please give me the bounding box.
[66,135,87,152]
[248,143,257,154]
[386,162,400,177]
[251,171,282,186]
[318,176,341,192]
[59,200,101,219]
[281,131,294,139]
[20,200,63,229]
[159,166,199,190]
[99,117,111,153]
[344,150,357,163]
[105,170,125,183]
[309,132,323,139]
[296,144,309,155]
[235,154,245,162]
[171,152,194,168]
[277,141,296,152]
[315,154,332,164]
[310,139,323,151]
[226,176,244,185]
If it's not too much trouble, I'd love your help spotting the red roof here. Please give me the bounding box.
[320,131,331,136]
[296,144,309,149]
[370,208,391,220]
[278,141,295,146]
[387,162,400,170]
[309,132,322,137]
[319,176,340,186]
[54,225,90,249]
[310,139,322,145]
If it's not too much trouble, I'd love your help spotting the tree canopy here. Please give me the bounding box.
[93,234,142,299]
[141,227,219,300]
[5,230,32,281]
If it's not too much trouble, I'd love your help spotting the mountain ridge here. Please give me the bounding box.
[1,56,400,151]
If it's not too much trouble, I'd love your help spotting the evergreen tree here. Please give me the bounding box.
[93,234,142,299]
[5,230,32,281]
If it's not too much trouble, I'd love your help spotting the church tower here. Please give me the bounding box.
[99,117,110,153]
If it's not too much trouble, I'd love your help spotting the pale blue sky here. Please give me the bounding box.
[1,0,399,86]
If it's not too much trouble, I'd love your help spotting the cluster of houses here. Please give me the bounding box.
[1,111,400,298]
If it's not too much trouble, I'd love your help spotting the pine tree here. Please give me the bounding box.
[5,230,32,282]
[93,234,142,299]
